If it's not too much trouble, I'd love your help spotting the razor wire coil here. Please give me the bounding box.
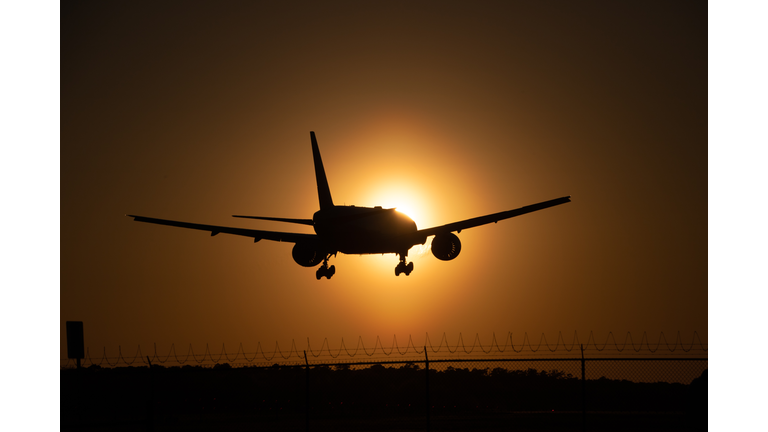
[62,331,707,368]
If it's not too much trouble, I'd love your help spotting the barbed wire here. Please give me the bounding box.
[62,331,707,368]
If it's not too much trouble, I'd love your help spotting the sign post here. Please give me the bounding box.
[66,321,84,369]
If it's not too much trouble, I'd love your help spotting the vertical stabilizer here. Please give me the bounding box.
[310,131,335,210]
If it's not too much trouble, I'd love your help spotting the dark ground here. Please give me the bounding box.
[60,364,707,431]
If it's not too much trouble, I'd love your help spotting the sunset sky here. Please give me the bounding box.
[56,2,711,364]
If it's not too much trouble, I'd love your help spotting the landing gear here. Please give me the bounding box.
[394,253,414,276]
[395,262,413,276]
[315,255,336,280]
[316,265,335,279]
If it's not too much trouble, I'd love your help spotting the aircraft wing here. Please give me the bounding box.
[127,215,317,243]
[416,196,571,238]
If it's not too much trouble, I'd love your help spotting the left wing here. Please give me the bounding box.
[127,215,317,243]
[416,196,571,238]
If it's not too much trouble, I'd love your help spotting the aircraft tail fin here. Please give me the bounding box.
[311,131,335,210]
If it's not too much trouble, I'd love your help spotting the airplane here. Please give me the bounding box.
[128,131,571,279]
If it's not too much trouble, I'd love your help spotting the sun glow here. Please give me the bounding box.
[394,206,419,225]
[364,183,435,230]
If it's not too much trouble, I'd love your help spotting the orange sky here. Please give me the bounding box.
[60,2,707,363]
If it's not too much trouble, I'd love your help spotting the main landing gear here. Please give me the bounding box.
[395,252,414,276]
[316,255,336,280]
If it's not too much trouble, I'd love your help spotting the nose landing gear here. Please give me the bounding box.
[315,254,336,280]
[394,252,414,276]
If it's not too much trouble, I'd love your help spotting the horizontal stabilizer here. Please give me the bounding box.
[232,215,314,226]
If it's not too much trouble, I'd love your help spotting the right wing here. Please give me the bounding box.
[127,215,317,243]
[416,196,571,238]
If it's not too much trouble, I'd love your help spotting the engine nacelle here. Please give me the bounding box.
[431,233,462,261]
[292,242,324,267]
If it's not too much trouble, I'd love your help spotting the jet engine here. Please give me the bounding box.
[431,233,462,261]
[292,242,324,267]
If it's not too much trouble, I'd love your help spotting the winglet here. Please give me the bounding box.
[311,131,335,210]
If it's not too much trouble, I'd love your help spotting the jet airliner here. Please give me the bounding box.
[129,132,571,279]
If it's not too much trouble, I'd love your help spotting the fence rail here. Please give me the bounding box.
[60,331,707,369]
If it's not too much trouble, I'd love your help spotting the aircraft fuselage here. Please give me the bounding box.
[313,205,426,255]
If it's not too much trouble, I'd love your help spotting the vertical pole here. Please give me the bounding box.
[304,351,309,432]
[581,344,586,432]
[425,346,430,432]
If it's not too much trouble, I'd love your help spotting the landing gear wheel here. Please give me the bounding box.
[395,262,405,276]
[394,255,413,276]
[316,256,336,280]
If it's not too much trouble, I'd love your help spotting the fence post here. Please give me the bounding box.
[581,344,586,432]
[304,350,309,432]
[425,346,430,432]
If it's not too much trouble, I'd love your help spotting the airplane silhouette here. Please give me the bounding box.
[129,132,571,279]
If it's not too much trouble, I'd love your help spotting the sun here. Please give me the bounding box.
[393,205,420,225]
[365,186,431,229]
